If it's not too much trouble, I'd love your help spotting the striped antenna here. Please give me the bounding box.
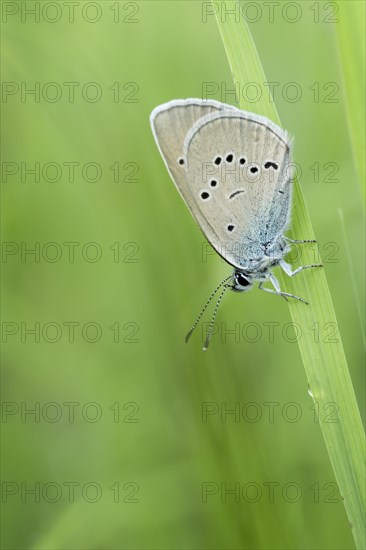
[185,275,232,345]
[203,284,231,351]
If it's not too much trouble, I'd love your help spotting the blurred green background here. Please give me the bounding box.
[1,1,364,549]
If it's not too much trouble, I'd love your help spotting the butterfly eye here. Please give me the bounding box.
[200,191,210,200]
[236,273,250,287]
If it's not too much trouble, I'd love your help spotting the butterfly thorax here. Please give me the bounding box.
[236,236,289,270]
[262,236,290,266]
[232,237,289,291]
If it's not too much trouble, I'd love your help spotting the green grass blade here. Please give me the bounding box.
[337,208,365,349]
[214,2,366,548]
[334,1,365,200]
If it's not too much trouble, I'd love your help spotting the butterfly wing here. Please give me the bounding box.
[183,110,293,269]
[150,99,238,229]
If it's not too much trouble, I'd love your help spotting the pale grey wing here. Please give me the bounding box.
[184,111,292,269]
[150,99,238,210]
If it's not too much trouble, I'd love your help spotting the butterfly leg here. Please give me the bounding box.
[284,237,317,243]
[258,274,309,304]
[268,272,287,300]
[270,273,309,303]
[279,259,323,277]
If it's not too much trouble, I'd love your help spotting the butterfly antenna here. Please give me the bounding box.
[185,275,232,344]
[203,284,230,351]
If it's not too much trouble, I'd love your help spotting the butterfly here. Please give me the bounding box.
[150,99,321,350]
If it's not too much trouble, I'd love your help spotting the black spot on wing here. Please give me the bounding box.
[229,189,245,200]
[264,161,278,170]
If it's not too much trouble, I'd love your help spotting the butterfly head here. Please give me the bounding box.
[232,270,253,292]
